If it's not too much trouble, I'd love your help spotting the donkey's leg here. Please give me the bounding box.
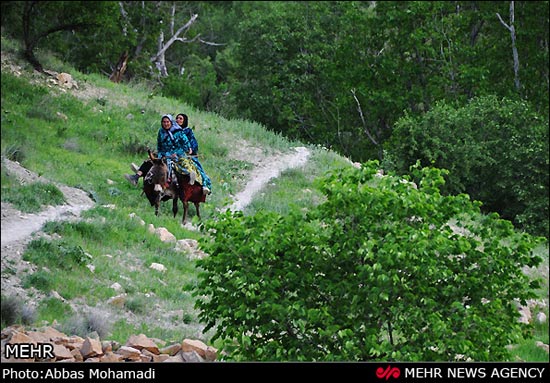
[194,202,201,220]
[172,196,179,218]
[155,194,160,216]
[182,201,189,224]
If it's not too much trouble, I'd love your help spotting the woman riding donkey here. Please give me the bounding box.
[125,114,203,190]
[175,113,212,195]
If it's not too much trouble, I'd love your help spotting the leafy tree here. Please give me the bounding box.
[195,161,543,361]
[3,1,546,147]
[160,54,217,109]
[223,1,548,162]
[383,95,549,237]
[2,1,118,72]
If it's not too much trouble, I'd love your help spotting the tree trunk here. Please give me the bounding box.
[22,2,43,72]
[150,13,199,78]
[109,51,129,83]
[155,30,168,77]
[497,1,521,91]
[24,45,43,73]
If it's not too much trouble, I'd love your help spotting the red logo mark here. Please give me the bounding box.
[376,365,401,380]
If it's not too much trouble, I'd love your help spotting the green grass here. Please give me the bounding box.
[36,298,74,324]
[512,319,550,362]
[245,148,351,215]
[0,180,65,213]
[1,34,547,360]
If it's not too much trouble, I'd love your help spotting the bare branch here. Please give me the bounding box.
[174,34,227,47]
[118,1,129,36]
[174,34,201,44]
[198,38,227,47]
[496,12,512,33]
[351,89,378,146]
[497,1,520,91]
[150,13,198,63]
[170,2,176,36]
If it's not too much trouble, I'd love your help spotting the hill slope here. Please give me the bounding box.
[0,38,351,346]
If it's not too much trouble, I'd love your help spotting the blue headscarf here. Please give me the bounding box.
[160,114,182,141]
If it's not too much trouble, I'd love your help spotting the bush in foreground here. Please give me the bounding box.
[194,161,543,361]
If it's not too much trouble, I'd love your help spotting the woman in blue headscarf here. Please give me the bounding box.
[175,113,212,195]
[125,114,192,185]
[157,113,190,174]
[175,113,198,155]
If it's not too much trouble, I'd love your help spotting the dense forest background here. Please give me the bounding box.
[1,1,548,236]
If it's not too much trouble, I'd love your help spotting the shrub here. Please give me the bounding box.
[383,95,549,237]
[1,295,35,328]
[194,161,543,361]
[61,311,111,339]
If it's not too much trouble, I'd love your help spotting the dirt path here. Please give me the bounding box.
[1,147,310,302]
[1,159,95,304]
[227,146,310,211]
[1,159,95,246]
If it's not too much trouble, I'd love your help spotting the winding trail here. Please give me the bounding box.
[1,147,310,300]
[1,160,95,246]
[2,146,310,245]
[227,146,310,211]
[1,159,96,305]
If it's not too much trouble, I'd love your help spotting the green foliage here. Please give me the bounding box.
[384,95,549,237]
[161,54,218,110]
[232,2,353,150]
[23,270,54,292]
[2,1,548,163]
[195,161,544,361]
[36,298,74,325]
[1,29,546,360]
[227,1,549,162]
[23,239,92,270]
[3,1,120,72]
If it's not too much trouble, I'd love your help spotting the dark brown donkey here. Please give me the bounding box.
[174,170,206,224]
[143,150,206,224]
[142,150,177,217]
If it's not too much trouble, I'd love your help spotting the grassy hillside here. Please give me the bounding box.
[0,35,350,346]
[1,34,547,361]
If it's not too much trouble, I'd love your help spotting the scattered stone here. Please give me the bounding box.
[150,263,166,272]
[181,350,204,362]
[126,334,159,354]
[0,325,218,363]
[80,337,104,359]
[155,227,176,242]
[107,294,127,308]
[160,343,181,356]
[181,338,208,358]
[535,341,549,353]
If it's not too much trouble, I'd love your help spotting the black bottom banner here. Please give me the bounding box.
[2,361,548,382]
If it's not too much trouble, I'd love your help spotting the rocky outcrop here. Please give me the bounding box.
[1,325,217,363]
